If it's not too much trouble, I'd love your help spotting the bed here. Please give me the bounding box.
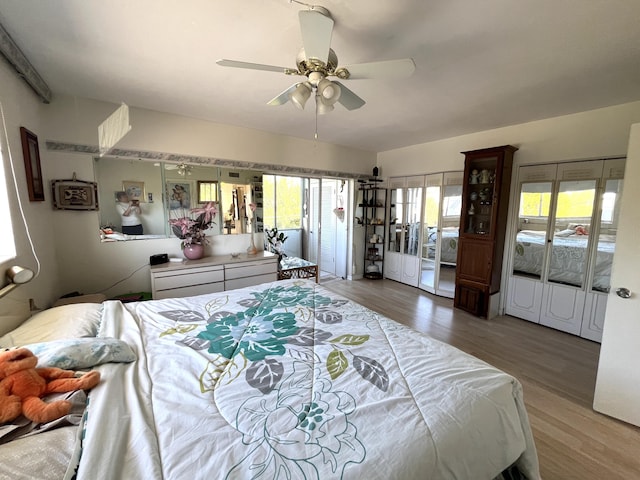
[0,280,540,479]
[514,229,615,291]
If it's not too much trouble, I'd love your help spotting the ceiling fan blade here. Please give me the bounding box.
[333,81,366,110]
[341,58,416,80]
[299,9,334,63]
[267,83,299,106]
[216,59,291,74]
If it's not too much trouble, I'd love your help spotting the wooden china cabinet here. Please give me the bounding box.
[454,145,517,318]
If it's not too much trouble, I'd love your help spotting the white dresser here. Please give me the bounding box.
[150,251,278,299]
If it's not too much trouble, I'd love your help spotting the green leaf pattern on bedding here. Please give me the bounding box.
[157,282,392,479]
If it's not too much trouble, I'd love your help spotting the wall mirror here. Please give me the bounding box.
[94,157,262,241]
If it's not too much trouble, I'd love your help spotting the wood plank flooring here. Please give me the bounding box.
[321,277,640,480]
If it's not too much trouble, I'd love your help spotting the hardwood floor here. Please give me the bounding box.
[321,278,640,480]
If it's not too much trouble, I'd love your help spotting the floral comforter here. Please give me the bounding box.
[74,280,540,480]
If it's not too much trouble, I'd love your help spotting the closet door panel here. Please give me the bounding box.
[401,255,420,287]
[539,284,585,335]
[581,292,607,342]
[385,251,402,281]
[506,276,543,323]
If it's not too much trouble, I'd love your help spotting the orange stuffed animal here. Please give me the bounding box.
[0,347,100,424]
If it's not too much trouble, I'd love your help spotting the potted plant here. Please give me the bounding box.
[169,201,218,259]
[265,227,288,261]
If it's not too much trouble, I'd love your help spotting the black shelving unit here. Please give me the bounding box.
[358,181,387,279]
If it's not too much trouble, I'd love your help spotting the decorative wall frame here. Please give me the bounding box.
[166,181,192,210]
[20,127,45,201]
[122,180,146,202]
[52,176,99,210]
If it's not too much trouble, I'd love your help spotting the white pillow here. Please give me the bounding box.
[0,303,102,348]
[555,229,575,237]
[25,338,135,369]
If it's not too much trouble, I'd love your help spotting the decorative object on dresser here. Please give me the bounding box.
[246,202,258,255]
[454,145,518,318]
[169,201,218,259]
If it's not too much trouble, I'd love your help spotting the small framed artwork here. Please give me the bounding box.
[166,181,191,210]
[122,180,145,202]
[52,179,99,210]
[20,127,45,201]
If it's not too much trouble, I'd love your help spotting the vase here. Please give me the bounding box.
[183,243,205,260]
[247,232,258,255]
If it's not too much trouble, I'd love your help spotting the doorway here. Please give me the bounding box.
[309,178,349,280]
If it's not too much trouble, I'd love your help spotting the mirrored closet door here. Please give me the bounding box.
[506,158,625,342]
[419,172,463,298]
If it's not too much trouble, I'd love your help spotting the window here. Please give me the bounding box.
[197,181,218,203]
[0,107,17,262]
[519,182,552,218]
[442,185,462,218]
[263,175,303,230]
[555,180,596,219]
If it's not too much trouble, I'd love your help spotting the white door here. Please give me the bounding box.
[594,123,640,427]
[320,182,336,274]
[308,180,320,264]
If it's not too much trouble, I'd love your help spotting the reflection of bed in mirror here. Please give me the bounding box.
[424,227,459,265]
[513,230,615,292]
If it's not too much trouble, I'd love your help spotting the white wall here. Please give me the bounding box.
[38,95,376,299]
[378,101,640,176]
[0,59,59,333]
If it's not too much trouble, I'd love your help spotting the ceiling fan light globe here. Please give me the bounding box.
[316,98,335,115]
[290,83,312,110]
[317,78,341,105]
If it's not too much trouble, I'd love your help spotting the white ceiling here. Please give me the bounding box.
[1,0,639,153]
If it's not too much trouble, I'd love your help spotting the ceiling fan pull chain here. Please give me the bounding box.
[314,95,319,140]
[289,0,314,9]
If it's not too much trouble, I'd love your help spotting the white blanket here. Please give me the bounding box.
[74,280,540,479]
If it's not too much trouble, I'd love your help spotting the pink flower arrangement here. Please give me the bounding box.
[169,202,218,247]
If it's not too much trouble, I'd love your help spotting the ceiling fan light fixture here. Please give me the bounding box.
[177,163,192,176]
[316,98,335,115]
[317,78,341,104]
[290,82,312,110]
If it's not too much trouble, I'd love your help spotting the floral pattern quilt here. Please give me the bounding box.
[74,280,540,480]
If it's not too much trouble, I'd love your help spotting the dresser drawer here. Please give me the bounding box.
[153,266,224,291]
[225,260,278,280]
[154,281,225,300]
[225,272,278,291]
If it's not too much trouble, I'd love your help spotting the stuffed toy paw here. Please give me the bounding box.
[0,347,100,424]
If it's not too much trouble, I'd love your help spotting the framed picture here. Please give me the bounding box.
[52,179,99,210]
[122,180,145,202]
[166,181,192,210]
[20,127,45,201]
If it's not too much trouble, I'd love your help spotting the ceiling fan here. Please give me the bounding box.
[216,2,415,115]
